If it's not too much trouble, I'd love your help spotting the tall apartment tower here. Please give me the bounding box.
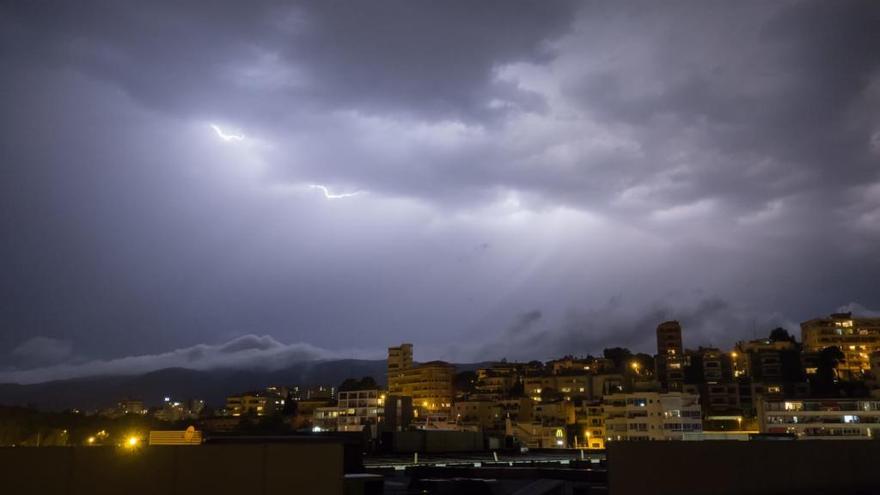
[386,343,455,412]
[655,321,685,391]
[387,343,413,393]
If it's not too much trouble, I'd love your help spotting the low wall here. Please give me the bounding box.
[608,440,880,495]
[393,431,484,453]
[0,441,344,495]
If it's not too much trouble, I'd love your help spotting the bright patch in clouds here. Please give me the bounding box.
[210,124,245,142]
[309,184,366,199]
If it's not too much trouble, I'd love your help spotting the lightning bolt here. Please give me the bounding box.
[210,124,245,142]
[309,184,365,199]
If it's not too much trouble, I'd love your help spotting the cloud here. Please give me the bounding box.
[0,335,377,385]
[10,337,73,367]
[836,302,880,318]
[474,295,799,362]
[0,1,878,366]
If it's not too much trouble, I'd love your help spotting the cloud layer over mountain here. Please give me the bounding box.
[0,334,369,385]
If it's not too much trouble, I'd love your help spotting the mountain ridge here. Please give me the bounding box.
[0,359,486,411]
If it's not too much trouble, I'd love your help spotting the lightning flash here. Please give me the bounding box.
[309,184,365,199]
[210,124,245,141]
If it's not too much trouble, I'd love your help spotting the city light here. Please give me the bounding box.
[125,436,140,449]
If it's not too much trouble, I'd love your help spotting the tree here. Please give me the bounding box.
[338,376,379,392]
[338,378,361,392]
[811,346,844,395]
[603,347,633,372]
[358,376,378,390]
[633,353,655,376]
[769,328,796,343]
[453,371,477,396]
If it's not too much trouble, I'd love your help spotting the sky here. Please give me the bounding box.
[1,1,879,383]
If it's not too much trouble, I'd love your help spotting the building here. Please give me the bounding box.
[336,389,384,432]
[452,400,501,430]
[312,407,340,431]
[575,400,606,449]
[384,395,414,432]
[603,392,702,441]
[496,397,534,423]
[116,399,147,416]
[506,420,570,449]
[685,348,740,415]
[225,391,285,417]
[655,321,685,391]
[154,397,205,422]
[758,398,880,439]
[801,313,880,378]
[736,338,796,380]
[533,400,576,426]
[474,362,529,400]
[387,344,455,413]
[387,343,413,385]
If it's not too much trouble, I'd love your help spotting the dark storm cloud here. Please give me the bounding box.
[1,1,879,382]
[0,0,575,121]
[471,294,798,362]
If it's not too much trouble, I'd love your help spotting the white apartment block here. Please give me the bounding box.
[604,392,702,441]
[759,398,880,439]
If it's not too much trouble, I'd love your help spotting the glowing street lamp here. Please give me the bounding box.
[124,436,140,449]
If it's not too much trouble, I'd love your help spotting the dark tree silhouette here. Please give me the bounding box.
[769,327,797,343]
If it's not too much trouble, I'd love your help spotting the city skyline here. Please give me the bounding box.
[0,309,874,386]
[2,1,880,380]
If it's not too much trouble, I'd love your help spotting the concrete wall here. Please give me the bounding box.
[0,442,344,495]
[393,431,484,453]
[608,440,880,495]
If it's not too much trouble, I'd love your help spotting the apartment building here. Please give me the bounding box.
[656,321,685,391]
[452,399,500,430]
[225,391,285,417]
[336,389,384,432]
[801,313,880,378]
[575,400,606,449]
[759,398,880,439]
[387,344,455,413]
[603,392,702,441]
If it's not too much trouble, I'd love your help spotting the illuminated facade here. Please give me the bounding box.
[387,343,454,413]
[759,399,880,439]
[336,389,384,432]
[225,392,284,417]
[656,321,685,391]
[116,399,146,416]
[576,400,606,449]
[801,313,880,378]
[603,392,702,441]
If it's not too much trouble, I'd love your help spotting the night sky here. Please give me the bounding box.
[1,1,879,383]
